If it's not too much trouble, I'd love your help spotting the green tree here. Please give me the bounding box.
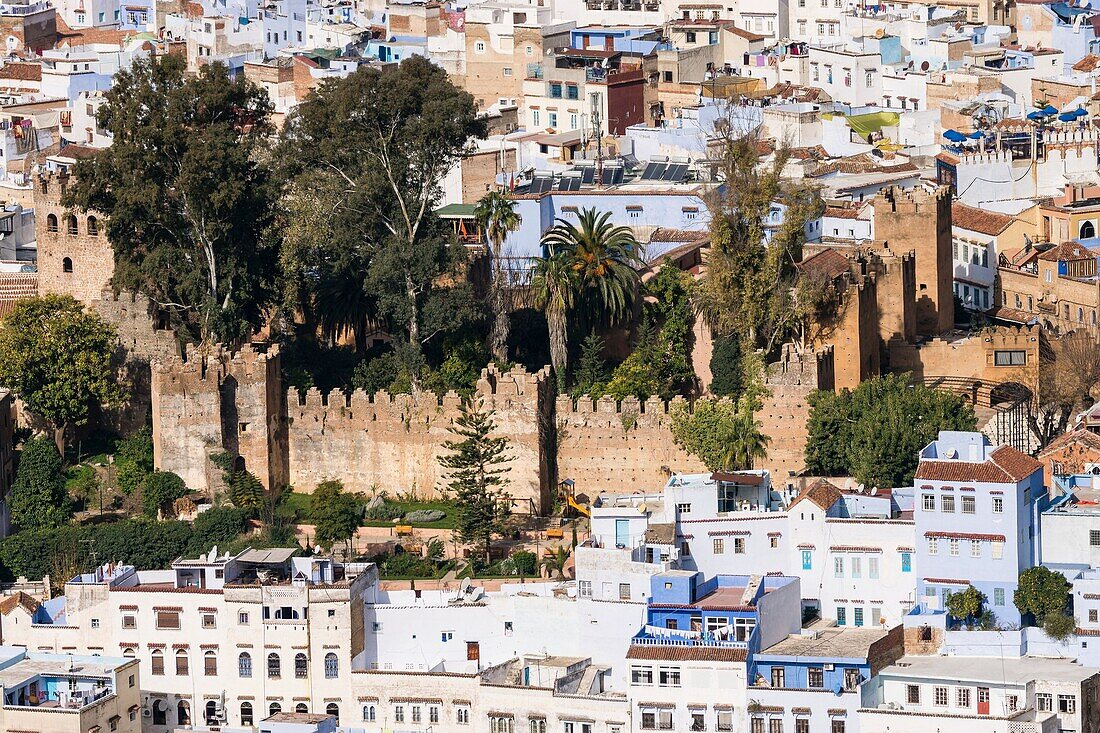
[188,506,247,555]
[531,248,577,391]
[115,427,153,494]
[804,374,977,488]
[1043,611,1076,641]
[438,398,512,562]
[0,295,125,456]
[310,479,362,552]
[1015,566,1071,625]
[279,57,487,361]
[670,398,770,472]
[11,437,70,530]
[474,190,522,363]
[572,332,608,397]
[945,585,987,626]
[709,335,743,397]
[65,55,278,343]
[141,470,188,519]
[211,452,267,515]
[541,545,571,579]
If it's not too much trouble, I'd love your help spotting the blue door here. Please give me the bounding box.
[615,519,629,548]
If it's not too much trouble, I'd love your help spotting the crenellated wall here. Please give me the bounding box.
[555,393,707,496]
[757,344,835,481]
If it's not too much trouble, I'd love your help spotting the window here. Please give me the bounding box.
[412,706,422,723]
[91,618,100,628]
[202,613,215,629]
[632,666,654,685]
[156,611,180,629]
[549,83,563,98]
[663,70,673,82]
[238,611,249,625]
[46,213,58,232]
[770,719,783,733]
[295,652,308,678]
[325,652,338,679]
[834,556,845,578]
[993,497,1004,514]
[770,536,779,549]
[1059,695,1076,714]
[869,557,879,579]
[802,550,812,570]
[395,705,405,723]
[1090,530,1100,547]
[795,719,808,733]
[865,70,873,87]
[949,539,960,557]
[901,552,911,572]
[87,216,98,236]
[204,651,217,676]
[907,684,921,704]
[530,719,546,733]
[962,496,975,514]
[566,85,579,100]
[809,667,824,687]
[752,720,765,733]
[548,112,558,128]
[363,705,377,722]
[475,40,485,52]
[718,711,734,732]
[532,110,540,127]
[151,649,164,676]
[852,558,862,579]
[267,652,281,678]
[122,614,135,629]
[660,711,674,730]
[238,652,252,678]
[1091,609,1098,623]
[659,666,681,687]
[771,666,785,687]
[642,713,657,730]
[923,494,935,511]
[957,687,971,707]
[837,607,847,626]
[928,538,938,555]
[854,607,864,627]
[971,540,981,558]
[458,708,470,724]
[502,67,512,77]
[175,701,190,726]
[66,215,78,235]
[713,538,725,554]
[934,686,949,706]
[1008,695,1019,712]
[831,721,845,733]
[1037,693,1053,712]
[578,581,592,598]
[992,541,1004,559]
[686,31,696,41]
[734,538,746,554]
[942,495,955,513]
[994,350,1026,366]
[490,716,515,733]
[681,541,691,556]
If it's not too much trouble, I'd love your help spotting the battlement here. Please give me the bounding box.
[765,343,834,389]
[876,184,951,213]
[33,171,73,203]
[915,324,1040,352]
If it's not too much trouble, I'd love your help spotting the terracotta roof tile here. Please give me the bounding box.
[1040,428,1100,456]
[0,62,41,82]
[796,248,850,282]
[0,591,40,616]
[952,202,1015,236]
[788,479,843,510]
[914,445,1040,484]
[1038,240,1093,262]
[1074,54,1100,72]
[626,644,748,662]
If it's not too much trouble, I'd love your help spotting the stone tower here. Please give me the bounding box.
[873,186,954,337]
[33,172,113,306]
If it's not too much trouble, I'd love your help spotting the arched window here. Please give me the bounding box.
[363,704,376,722]
[296,703,309,713]
[240,702,253,726]
[238,652,252,678]
[269,702,282,716]
[326,702,340,725]
[62,256,73,273]
[204,650,217,676]
[205,700,218,724]
[123,647,135,658]
[152,699,167,726]
[324,652,338,679]
[267,652,281,678]
[1082,221,1096,239]
[177,700,190,726]
[294,652,308,679]
[175,648,188,676]
[65,215,78,235]
[46,213,57,232]
[87,215,98,236]
[150,649,164,676]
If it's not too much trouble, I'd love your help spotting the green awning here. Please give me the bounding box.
[436,203,477,219]
[845,111,900,137]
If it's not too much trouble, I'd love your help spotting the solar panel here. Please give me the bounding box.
[604,166,624,185]
[640,162,664,180]
[579,166,596,184]
[530,176,552,194]
[662,163,688,182]
[558,175,581,192]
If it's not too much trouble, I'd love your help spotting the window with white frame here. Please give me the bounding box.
[971,540,981,558]
[713,538,725,554]
[962,496,975,514]
[658,666,681,687]
[1037,694,1052,712]
[578,580,592,597]
[927,538,938,555]
[941,495,955,513]
[934,687,949,706]
[631,666,654,685]
[957,687,971,707]
[922,494,935,511]
[949,539,960,556]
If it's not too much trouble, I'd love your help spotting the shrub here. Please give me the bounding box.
[404,509,446,523]
[511,550,538,576]
[188,506,248,555]
[1043,611,1076,641]
[363,501,405,521]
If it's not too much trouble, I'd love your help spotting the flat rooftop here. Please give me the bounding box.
[759,627,890,660]
[697,586,750,608]
[878,655,1095,685]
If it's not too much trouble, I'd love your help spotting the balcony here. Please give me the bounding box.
[633,625,749,649]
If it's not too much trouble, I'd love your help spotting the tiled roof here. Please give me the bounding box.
[0,273,37,317]
[952,202,1014,236]
[648,227,709,243]
[0,62,41,82]
[0,591,40,616]
[788,479,843,510]
[1038,240,1093,262]
[914,445,1040,484]
[984,305,1037,325]
[645,523,676,545]
[796,248,850,282]
[824,204,865,219]
[1074,54,1100,72]
[626,644,748,662]
[1040,428,1100,457]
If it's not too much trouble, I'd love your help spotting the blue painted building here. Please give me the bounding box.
[912,431,1046,624]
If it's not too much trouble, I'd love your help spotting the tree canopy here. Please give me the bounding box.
[10,437,70,531]
[278,57,487,362]
[1014,566,1071,626]
[309,479,362,552]
[670,398,770,472]
[65,54,278,343]
[0,295,124,455]
[805,374,977,488]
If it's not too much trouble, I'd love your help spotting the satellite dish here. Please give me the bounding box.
[874,28,885,38]
[921,60,930,71]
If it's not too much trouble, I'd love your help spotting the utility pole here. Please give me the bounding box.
[590,90,604,185]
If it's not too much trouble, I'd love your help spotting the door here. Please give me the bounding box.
[615,519,629,548]
[466,642,480,662]
[977,687,990,715]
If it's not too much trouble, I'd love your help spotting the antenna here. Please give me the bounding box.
[590,91,603,186]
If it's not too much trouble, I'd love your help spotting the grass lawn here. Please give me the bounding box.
[284,490,313,519]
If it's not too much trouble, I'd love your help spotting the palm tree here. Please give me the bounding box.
[474,190,522,363]
[541,545,571,579]
[720,411,771,471]
[541,208,642,329]
[531,247,577,390]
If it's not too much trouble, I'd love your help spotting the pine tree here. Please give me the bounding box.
[572,331,608,397]
[438,398,512,563]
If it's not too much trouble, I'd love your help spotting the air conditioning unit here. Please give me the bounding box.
[824,663,835,671]
[142,707,152,718]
